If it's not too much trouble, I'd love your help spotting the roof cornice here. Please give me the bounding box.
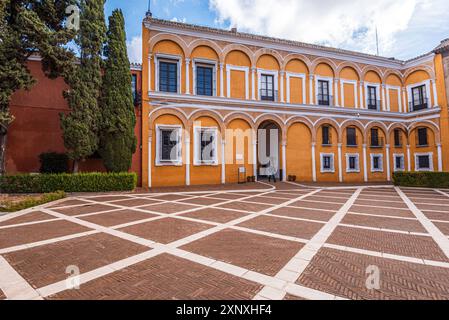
[144,18,435,70]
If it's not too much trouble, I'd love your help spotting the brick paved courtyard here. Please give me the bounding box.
[2,182,449,300]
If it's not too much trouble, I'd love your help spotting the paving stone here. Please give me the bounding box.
[49,199,90,208]
[178,197,226,206]
[290,201,342,211]
[218,201,272,212]
[181,229,303,276]
[270,207,335,222]
[85,196,133,202]
[0,220,90,249]
[327,226,449,262]
[0,211,55,227]
[107,198,162,207]
[244,196,289,205]
[354,199,408,209]
[422,211,449,222]
[297,247,449,300]
[180,208,250,223]
[48,254,263,300]
[434,221,449,236]
[349,205,415,218]
[3,233,148,288]
[52,204,117,216]
[238,215,323,240]
[78,210,158,227]
[284,293,307,300]
[0,289,5,300]
[119,218,212,244]
[341,214,426,233]
[138,202,199,214]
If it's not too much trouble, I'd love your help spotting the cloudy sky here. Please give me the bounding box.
[104,0,449,63]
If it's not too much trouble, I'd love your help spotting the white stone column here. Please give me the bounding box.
[185,58,190,94]
[154,58,158,92]
[251,67,256,100]
[148,54,152,93]
[253,136,258,181]
[402,88,407,112]
[282,141,287,181]
[381,84,387,111]
[185,136,190,186]
[338,143,343,182]
[398,88,403,113]
[334,78,339,107]
[221,139,226,184]
[311,142,317,182]
[386,144,391,182]
[309,74,314,104]
[280,71,285,103]
[148,136,152,188]
[220,63,225,97]
[432,79,439,107]
[407,145,411,171]
[359,81,364,109]
[438,143,443,172]
[363,144,368,182]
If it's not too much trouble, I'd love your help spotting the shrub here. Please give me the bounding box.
[39,152,69,173]
[0,191,66,212]
[0,172,137,193]
[393,172,449,188]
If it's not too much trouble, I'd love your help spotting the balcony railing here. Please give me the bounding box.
[409,98,429,112]
[260,89,278,102]
[367,99,381,110]
[317,94,334,106]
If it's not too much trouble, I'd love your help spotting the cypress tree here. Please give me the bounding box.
[0,0,76,174]
[98,9,136,172]
[60,0,106,172]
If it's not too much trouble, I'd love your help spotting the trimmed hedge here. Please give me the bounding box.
[393,172,449,188]
[0,191,66,212]
[0,172,137,193]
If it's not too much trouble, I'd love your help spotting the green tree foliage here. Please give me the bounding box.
[0,0,76,173]
[98,9,136,172]
[60,0,106,172]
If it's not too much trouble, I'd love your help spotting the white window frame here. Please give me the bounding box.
[393,153,405,172]
[340,79,358,108]
[286,72,306,104]
[193,58,217,97]
[315,76,333,105]
[226,64,249,99]
[406,80,431,112]
[193,126,219,166]
[370,153,384,172]
[320,153,335,173]
[364,82,381,111]
[155,124,183,166]
[414,152,434,172]
[155,54,182,94]
[257,68,279,101]
[345,153,360,173]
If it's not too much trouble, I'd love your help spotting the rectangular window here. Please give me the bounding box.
[346,127,357,146]
[411,85,428,111]
[156,126,182,165]
[346,154,360,173]
[370,128,379,147]
[194,127,218,165]
[394,129,402,147]
[371,154,383,172]
[196,65,213,96]
[322,125,331,145]
[417,128,428,146]
[367,86,378,110]
[415,153,432,171]
[260,74,275,101]
[394,154,405,172]
[318,80,330,106]
[321,153,334,173]
[131,74,137,100]
[159,61,178,93]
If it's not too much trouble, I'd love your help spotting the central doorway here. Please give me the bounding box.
[257,120,281,180]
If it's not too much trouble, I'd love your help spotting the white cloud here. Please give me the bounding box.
[126,36,142,63]
[209,0,449,58]
[171,17,187,23]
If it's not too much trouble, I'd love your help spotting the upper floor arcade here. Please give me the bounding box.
[142,18,446,115]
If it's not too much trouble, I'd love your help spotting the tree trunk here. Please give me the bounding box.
[0,128,8,175]
[72,159,79,173]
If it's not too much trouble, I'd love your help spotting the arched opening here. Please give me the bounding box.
[257,120,281,180]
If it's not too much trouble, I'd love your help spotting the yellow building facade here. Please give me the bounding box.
[141,17,449,187]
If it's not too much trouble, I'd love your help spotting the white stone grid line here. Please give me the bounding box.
[3,185,449,300]
[253,187,364,300]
